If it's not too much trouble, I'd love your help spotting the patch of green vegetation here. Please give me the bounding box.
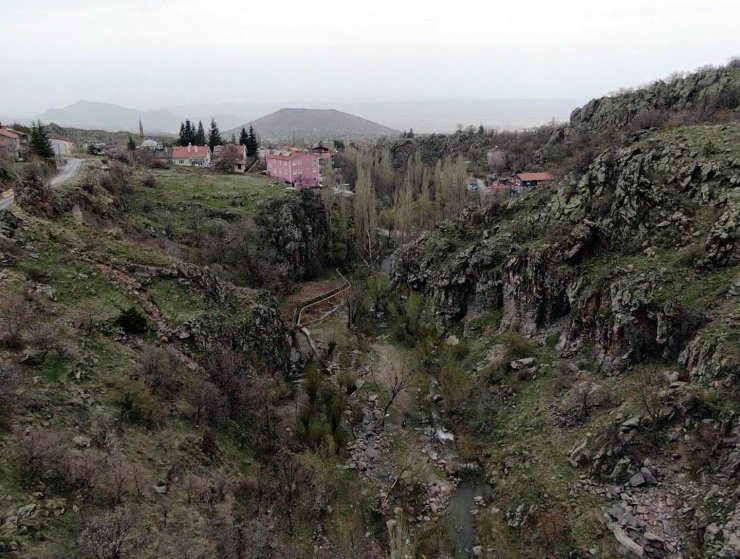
[130,166,290,218]
[41,356,67,383]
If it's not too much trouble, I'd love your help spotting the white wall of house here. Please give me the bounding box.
[50,139,72,156]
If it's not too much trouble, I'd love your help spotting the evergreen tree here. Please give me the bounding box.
[207,118,222,150]
[230,133,237,145]
[179,120,196,146]
[239,127,248,146]
[30,121,54,159]
[127,135,137,151]
[194,120,206,145]
[246,125,258,157]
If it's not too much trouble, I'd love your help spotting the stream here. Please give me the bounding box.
[427,373,494,558]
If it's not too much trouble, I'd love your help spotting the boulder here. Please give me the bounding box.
[73,435,91,448]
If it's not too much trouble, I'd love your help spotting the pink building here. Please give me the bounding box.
[265,150,321,188]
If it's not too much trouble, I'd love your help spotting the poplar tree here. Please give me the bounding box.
[207,118,222,150]
[352,166,378,266]
[393,163,415,244]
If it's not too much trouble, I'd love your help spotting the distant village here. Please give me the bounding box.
[1,119,554,196]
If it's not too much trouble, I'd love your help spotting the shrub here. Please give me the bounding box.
[200,428,220,457]
[0,294,33,349]
[304,362,322,406]
[141,174,156,188]
[26,266,50,282]
[12,427,66,484]
[117,383,165,427]
[677,242,705,267]
[77,507,143,559]
[138,344,182,396]
[499,329,536,359]
[0,364,17,431]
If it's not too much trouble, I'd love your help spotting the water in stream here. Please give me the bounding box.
[427,373,494,558]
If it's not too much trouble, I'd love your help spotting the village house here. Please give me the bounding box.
[48,135,74,157]
[0,128,22,160]
[487,147,506,169]
[513,172,554,191]
[171,144,211,167]
[311,144,332,163]
[265,150,321,187]
[213,144,248,172]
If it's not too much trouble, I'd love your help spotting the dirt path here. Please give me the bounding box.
[0,158,84,212]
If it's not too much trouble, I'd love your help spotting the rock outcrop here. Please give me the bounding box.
[392,124,739,377]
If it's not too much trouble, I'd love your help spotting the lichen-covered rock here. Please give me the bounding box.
[392,124,739,378]
[255,190,328,281]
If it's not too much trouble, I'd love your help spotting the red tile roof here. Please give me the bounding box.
[516,172,554,182]
[213,144,246,161]
[172,145,209,159]
[0,128,21,139]
[266,150,319,161]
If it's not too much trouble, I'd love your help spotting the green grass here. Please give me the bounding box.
[41,356,67,383]
[131,166,291,218]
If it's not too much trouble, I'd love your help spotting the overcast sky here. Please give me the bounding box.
[1,0,738,116]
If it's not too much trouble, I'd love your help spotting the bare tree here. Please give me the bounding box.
[78,507,141,559]
[375,359,413,430]
[190,379,226,426]
[632,368,665,427]
[345,281,367,329]
[0,294,33,348]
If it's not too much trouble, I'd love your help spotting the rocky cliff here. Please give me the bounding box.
[392,124,739,377]
[390,122,739,557]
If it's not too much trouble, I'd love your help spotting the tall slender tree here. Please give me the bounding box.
[207,118,222,150]
[127,135,137,151]
[194,120,206,145]
[239,127,248,146]
[246,125,258,157]
[352,165,378,266]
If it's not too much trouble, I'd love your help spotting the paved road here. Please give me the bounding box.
[0,157,83,211]
[50,157,84,187]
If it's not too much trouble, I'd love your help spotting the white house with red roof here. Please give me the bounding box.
[172,144,211,167]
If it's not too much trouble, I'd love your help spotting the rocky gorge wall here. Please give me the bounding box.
[391,125,739,380]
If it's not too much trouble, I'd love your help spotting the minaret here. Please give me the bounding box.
[139,118,144,140]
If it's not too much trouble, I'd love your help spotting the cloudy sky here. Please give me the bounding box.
[1,0,738,116]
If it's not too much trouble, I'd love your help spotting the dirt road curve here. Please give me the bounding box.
[50,157,84,187]
[0,157,83,211]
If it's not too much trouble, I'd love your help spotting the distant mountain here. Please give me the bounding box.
[38,101,182,134]
[225,108,399,142]
[32,98,581,137]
